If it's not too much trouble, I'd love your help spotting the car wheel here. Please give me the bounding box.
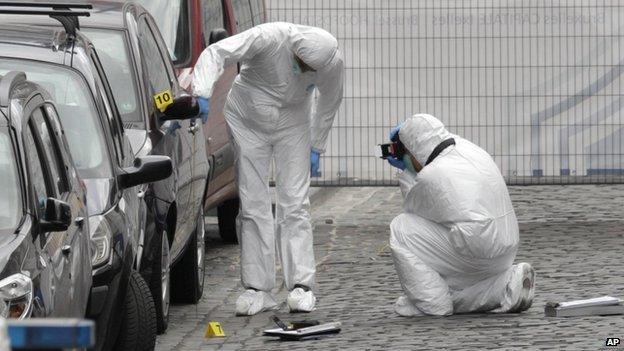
[171,208,206,303]
[114,271,156,351]
[217,198,239,244]
[149,227,170,334]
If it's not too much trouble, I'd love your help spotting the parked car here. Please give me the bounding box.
[0,4,173,349]
[79,1,210,333]
[0,71,92,320]
[139,0,267,243]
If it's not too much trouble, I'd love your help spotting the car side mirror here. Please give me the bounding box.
[160,95,200,121]
[118,155,173,189]
[39,198,72,233]
[208,28,229,45]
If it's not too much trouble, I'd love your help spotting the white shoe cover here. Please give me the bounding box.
[287,288,316,313]
[499,262,536,313]
[235,289,278,316]
[394,296,425,317]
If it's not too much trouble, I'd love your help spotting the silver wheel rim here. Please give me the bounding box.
[197,212,205,285]
[161,230,171,317]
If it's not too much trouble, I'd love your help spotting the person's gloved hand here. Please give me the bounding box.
[166,121,182,135]
[198,96,210,123]
[310,150,321,177]
[389,121,405,142]
[387,156,406,170]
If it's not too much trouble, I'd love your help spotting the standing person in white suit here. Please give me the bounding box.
[192,22,344,315]
[386,114,535,316]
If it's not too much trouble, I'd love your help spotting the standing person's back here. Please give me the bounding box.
[387,114,535,316]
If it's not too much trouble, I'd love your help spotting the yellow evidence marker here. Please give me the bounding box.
[153,90,173,113]
[205,322,226,338]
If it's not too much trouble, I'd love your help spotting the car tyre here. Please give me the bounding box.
[149,227,171,334]
[217,198,239,244]
[114,271,156,351]
[171,208,206,303]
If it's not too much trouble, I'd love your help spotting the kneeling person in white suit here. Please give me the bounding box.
[386,114,535,316]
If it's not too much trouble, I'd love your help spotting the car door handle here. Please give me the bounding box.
[188,123,200,134]
[61,245,71,256]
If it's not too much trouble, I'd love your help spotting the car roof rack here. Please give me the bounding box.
[0,71,27,108]
[0,2,92,40]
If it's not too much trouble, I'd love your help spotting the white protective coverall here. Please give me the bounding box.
[390,114,535,316]
[193,23,343,299]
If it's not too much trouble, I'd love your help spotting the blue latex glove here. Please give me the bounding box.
[166,121,182,135]
[310,150,321,177]
[198,96,210,123]
[389,121,404,142]
[387,156,406,170]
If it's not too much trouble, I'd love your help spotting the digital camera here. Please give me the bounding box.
[377,141,406,159]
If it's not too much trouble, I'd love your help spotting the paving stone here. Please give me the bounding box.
[156,185,624,351]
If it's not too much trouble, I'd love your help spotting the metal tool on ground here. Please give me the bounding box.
[545,296,624,317]
[271,316,289,330]
[264,317,341,341]
[271,316,319,330]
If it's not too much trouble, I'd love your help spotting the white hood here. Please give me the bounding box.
[290,25,338,71]
[398,113,452,166]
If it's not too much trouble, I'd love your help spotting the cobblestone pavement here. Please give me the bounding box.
[156,185,624,351]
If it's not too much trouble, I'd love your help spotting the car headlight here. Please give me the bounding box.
[89,216,113,267]
[0,273,33,319]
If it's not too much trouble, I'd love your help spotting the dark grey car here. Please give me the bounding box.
[80,1,210,333]
[0,71,91,319]
[0,11,173,350]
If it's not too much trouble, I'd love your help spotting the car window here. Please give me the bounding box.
[137,18,174,95]
[91,50,126,164]
[201,0,224,35]
[0,59,113,179]
[81,29,142,123]
[0,129,21,232]
[30,108,67,195]
[250,0,264,26]
[137,0,190,65]
[232,0,253,32]
[24,124,50,211]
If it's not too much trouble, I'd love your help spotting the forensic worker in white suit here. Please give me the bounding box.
[387,114,535,316]
[193,22,344,315]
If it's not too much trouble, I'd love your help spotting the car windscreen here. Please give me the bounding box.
[0,128,21,232]
[81,29,143,123]
[0,59,113,179]
[136,0,190,65]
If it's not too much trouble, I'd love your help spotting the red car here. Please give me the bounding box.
[140,0,266,243]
